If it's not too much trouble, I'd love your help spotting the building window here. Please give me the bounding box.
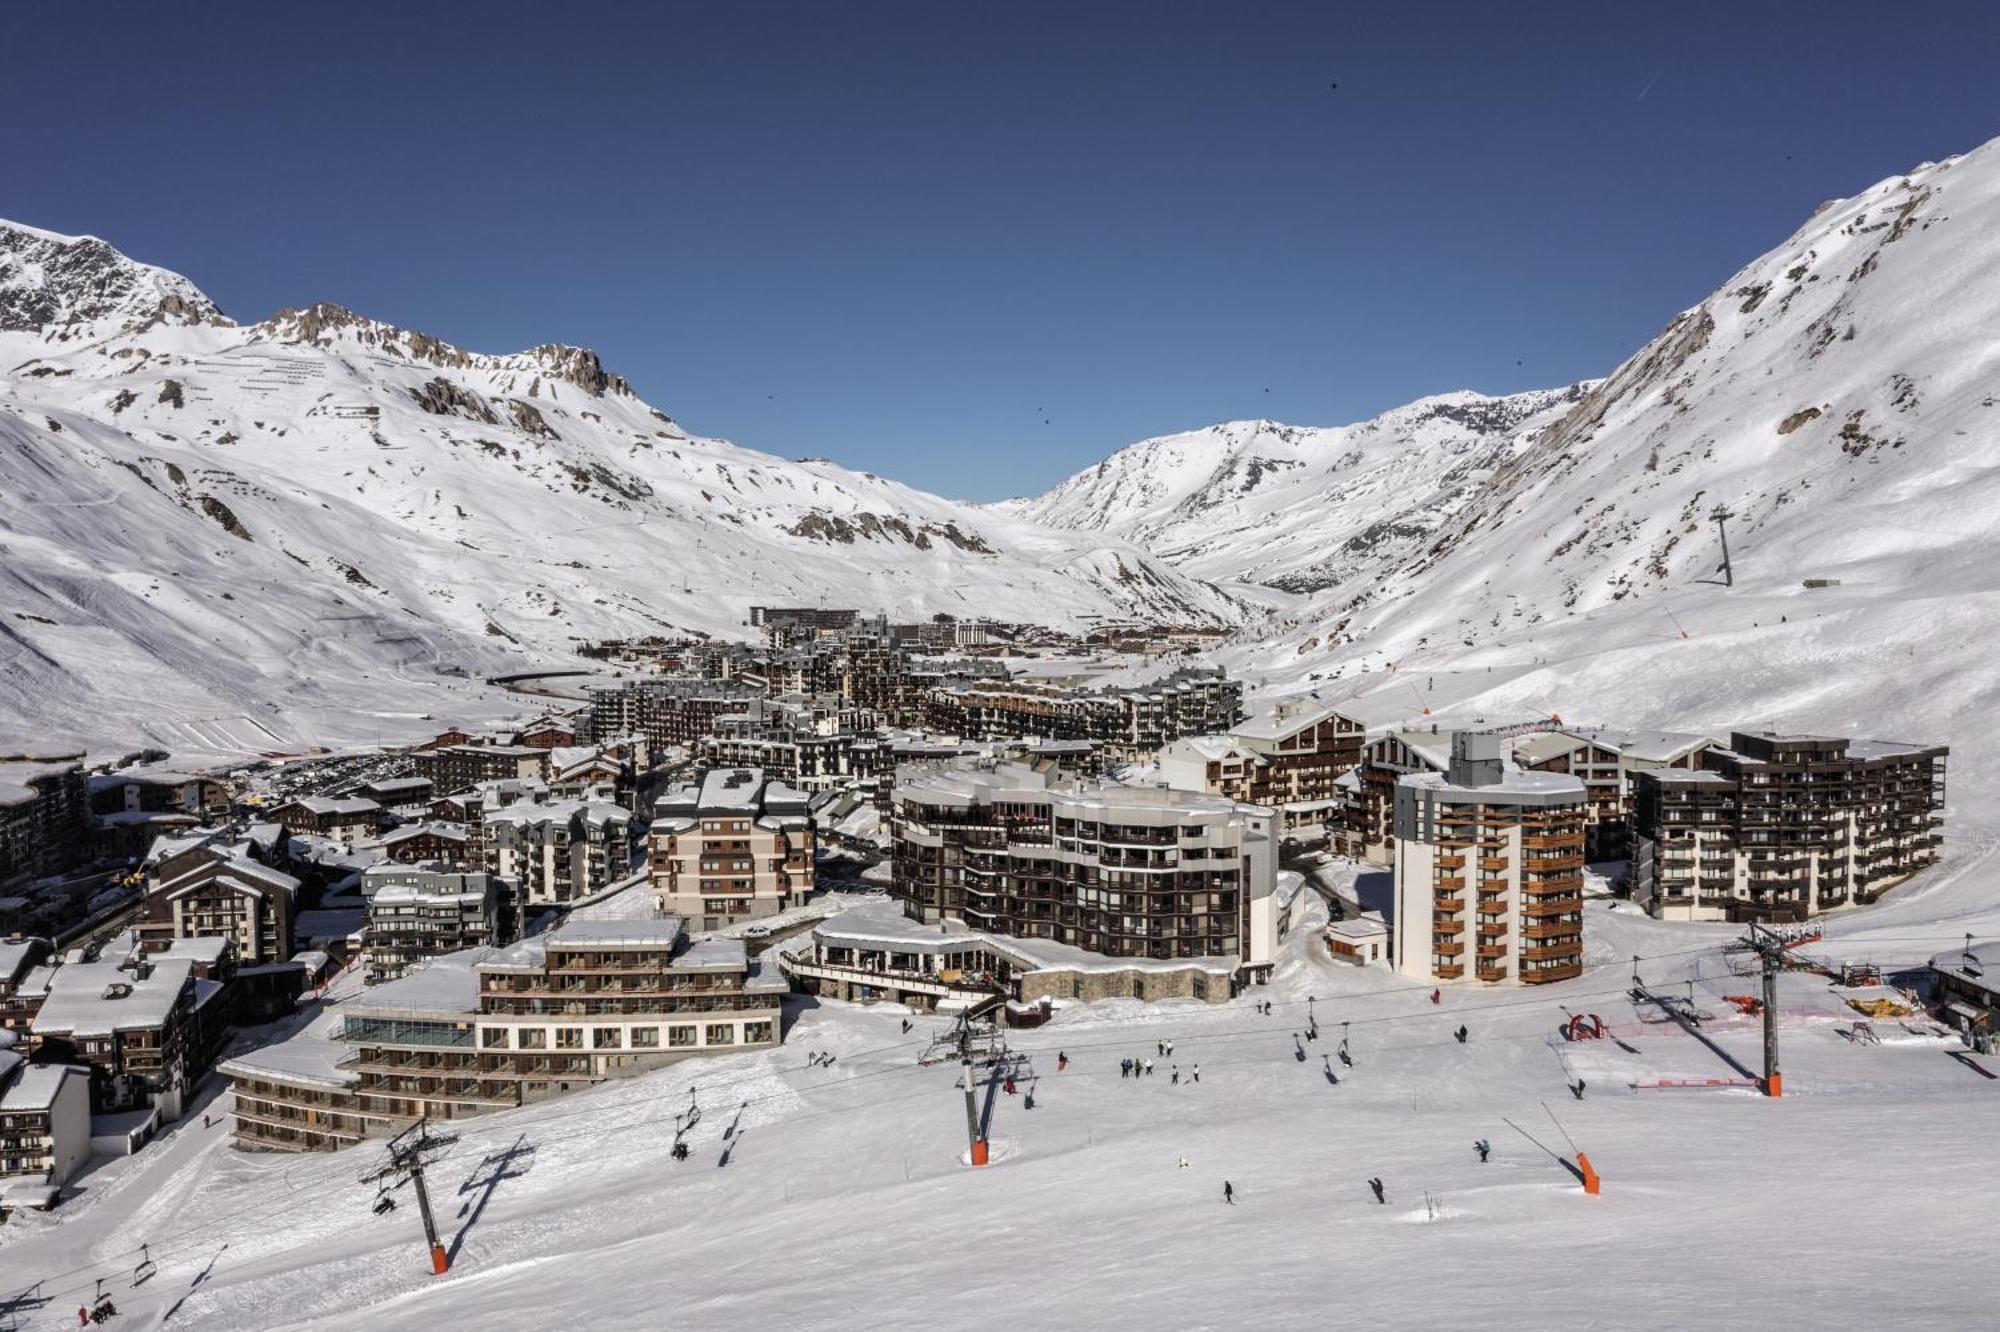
[555,1027,584,1050]
[705,1023,736,1046]
[481,1028,509,1049]
[593,1027,623,1049]
[669,1025,697,1048]
[631,1026,660,1048]
[516,1027,547,1049]
[744,1021,774,1044]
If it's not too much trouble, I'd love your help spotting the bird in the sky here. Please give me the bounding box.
[1328,82,1338,90]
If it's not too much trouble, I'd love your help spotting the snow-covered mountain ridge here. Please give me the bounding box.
[1007,386,1594,592]
[0,222,1249,758]
[1196,136,2000,801]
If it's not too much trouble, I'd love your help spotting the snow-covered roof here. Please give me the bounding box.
[33,957,195,1037]
[1327,913,1390,940]
[346,948,494,1017]
[218,1010,358,1091]
[546,918,685,950]
[282,795,381,818]
[0,1061,86,1112]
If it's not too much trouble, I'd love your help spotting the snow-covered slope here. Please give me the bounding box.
[1224,137,2000,797]
[0,223,1248,757]
[1009,389,1590,591]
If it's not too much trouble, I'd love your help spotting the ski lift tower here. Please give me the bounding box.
[1711,505,1737,588]
[920,993,1010,1166]
[1725,924,1792,1097]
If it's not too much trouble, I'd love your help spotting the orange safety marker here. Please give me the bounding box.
[971,1138,990,1166]
[1766,1071,1783,1099]
[431,1243,451,1275]
[1576,1152,1601,1196]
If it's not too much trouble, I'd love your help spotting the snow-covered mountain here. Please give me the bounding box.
[1215,137,2000,799]
[0,223,1250,757]
[1006,389,1591,591]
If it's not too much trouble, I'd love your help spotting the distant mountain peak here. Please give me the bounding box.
[0,217,223,332]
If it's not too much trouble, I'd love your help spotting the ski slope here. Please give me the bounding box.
[2,852,1994,1330]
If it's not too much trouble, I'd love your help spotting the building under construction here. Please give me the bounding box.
[1631,730,1948,923]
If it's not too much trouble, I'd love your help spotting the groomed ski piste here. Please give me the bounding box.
[3,832,1994,1331]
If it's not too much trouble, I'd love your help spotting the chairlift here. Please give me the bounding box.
[372,1192,397,1216]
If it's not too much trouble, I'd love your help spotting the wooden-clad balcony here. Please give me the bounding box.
[1522,944,1582,962]
[1479,856,1511,871]
[1433,941,1465,957]
[1526,855,1585,871]
[1475,944,1507,960]
[1433,895,1465,913]
[1435,854,1465,870]
[1475,964,1509,982]
[1523,920,1580,940]
[1433,920,1465,937]
[1435,964,1465,979]
[1522,896,1582,917]
[1523,961,1584,984]
[1433,875,1466,892]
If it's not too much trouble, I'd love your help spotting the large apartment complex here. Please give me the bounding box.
[890,759,1282,996]
[1392,734,1588,987]
[648,768,815,929]
[1159,699,1366,832]
[223,918,787,1152]
[1631,731,1948,922]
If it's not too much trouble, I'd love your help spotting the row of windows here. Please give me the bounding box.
[480,1021,774,1050]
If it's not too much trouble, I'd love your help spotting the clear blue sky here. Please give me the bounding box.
[7,1,1999,500]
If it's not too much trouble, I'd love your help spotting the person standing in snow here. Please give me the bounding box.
[1192,1063,1201,1083]
[1121,1058,1131,1078]
[1431,989,1441,1005]
[1165,1039,1174,1058]
[1369,1177,1386,1204]
[1455,1025,1468,1044]
[1157,1040,1165,1057]
[1223,1180,1235,1205]
[1171,1065,1180,1084]
[1144,1058,1155,1076]
[1475,1139,1491,1163]
[1058,1051,1068,1071]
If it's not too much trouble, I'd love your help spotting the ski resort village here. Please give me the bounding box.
[7,21,2000,1324]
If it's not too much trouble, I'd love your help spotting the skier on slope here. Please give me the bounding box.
[1223,1180,1235,1205]
[1475,1139,1491,1163]
[1455,1025,1468,1044]
[1369,1177,1386,1204]
[1431,989,1441,1005]
[1058,1051,1068,1071]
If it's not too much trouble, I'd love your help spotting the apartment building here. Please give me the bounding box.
[136,842,300,965]
[1342,729,1455,865]
[1631,731,1948,923]
[485,796,635,907]
[1392,733,1587,987]
[0,757,88,894]
[581,678,763,752]
[29,947,212,1117]
[360,864,511,984]
[1510,728,1714,861]
[268,796,383,846]
[919,667,1244,763]
[222,919,787,1151]
[649,768,814,928]
[412,744,550,794]
[891,759,1280,995]
[0,1055,92,1211]
[1159,699,1366,834]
